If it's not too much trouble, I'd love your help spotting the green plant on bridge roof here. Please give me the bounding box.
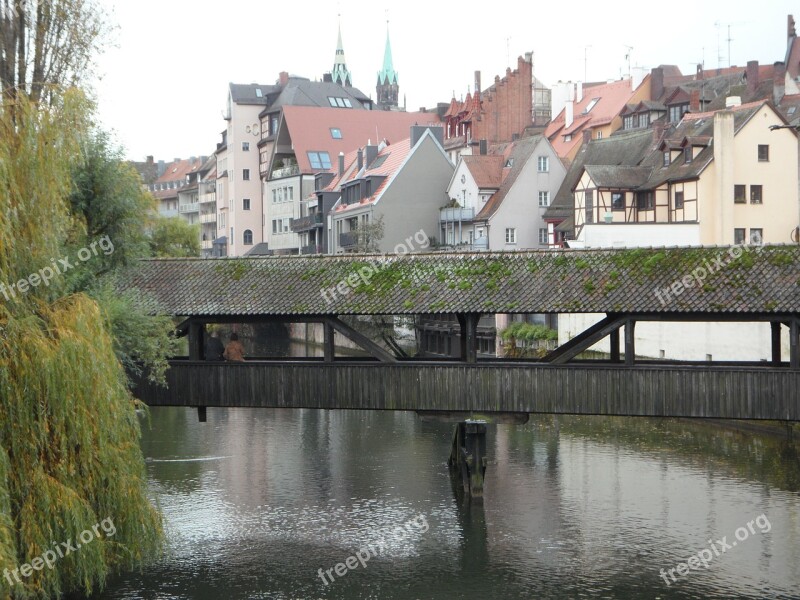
[767,250,795,267]
[216,258,252,281]
[575,258,590,270]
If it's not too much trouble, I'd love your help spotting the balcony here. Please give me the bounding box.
[199,192,216,204]
[472,237,489,250]
[271,164,300,179]
[300,244,322,255]
[179,203,200,214]
[440,207,475,222]
[159,208,179,218]
[201,240,213,250]
[339,231,359,249]
[290,213,323,232]
[200,213,217,224]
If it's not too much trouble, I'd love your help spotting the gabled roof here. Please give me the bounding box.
[584,165,653,189]
[335,139,414,212]
[276,106,439,173]
[119,246,800,317]
[230,83,278,105]
[545,129,655,221]
[265,78,372,112]
[545,79,638,157]
[475,136,546,221]
[461,155,504,189]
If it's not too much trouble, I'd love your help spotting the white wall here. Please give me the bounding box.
[579,223,702,248]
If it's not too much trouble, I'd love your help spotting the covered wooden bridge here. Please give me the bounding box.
[120,245,800,423]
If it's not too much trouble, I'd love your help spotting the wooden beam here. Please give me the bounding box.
[791,319,799,370]
[771,321,782,366]
[188,321,204,361]
[544,314,627,364]
[610,327,621,363]
[323,317,397,363]
[625,318,636,366]
[457,313,479,364]
[323,321,335,363]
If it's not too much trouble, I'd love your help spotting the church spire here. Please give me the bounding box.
[331,17,352,87]
[376,21,399,110]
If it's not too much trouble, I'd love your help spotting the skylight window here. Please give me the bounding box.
[330,128,342,139]
[369,155,388,169]
[308,151,332,169]
[343,99,352,108]
[255,88,263,98]
[583,98,600,114]
[328,97,337,107]
[335,98,346,108]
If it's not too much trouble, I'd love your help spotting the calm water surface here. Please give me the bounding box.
[92,408,800,599]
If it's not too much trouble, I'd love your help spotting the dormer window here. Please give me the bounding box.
[639,112,650,127]
[684,147,692,164]
[669,104,689,122]
[663,151,670,167]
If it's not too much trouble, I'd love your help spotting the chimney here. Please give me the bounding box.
[338,152,345,176]
[582,129,592,144]
[479,139,488,155]
[651,67,664,101]
[157,160,166,176]
[365,144,379,168]
[774,61,786,104]
[146,155,154,164]
[357,148,363,171]
[689,89,701,112]
[714,110,735,243]
[790,14,797,38]
[565,100,574,129]
[323,73,333,83]
[474,70,481,102]
[652,120,667,144]
[576,81,583,103]
[174,158,181,164]
[696,64,704,81]
[746,60,759,95]
[278,71,289,86]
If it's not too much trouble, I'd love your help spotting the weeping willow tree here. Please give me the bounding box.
[0,92,163,599]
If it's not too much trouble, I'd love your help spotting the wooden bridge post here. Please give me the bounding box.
[458,313,479,364]
[610,328,621,363]
[188,321,204,361]
[448,420,488,498]
[791,319,799,369]
[772,322,783,366]
[624,318,636,365]
[323,321,335,363]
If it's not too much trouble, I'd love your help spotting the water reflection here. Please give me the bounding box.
[91,410,800,600]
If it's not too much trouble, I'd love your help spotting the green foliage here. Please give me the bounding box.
[149,217,201,258]
[499,322,559,342]
[0,92,162,599]
[353,215,385,253]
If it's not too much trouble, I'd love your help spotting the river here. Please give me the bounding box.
[89,406,800,600]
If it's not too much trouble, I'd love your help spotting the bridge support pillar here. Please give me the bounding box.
[624,319,636,366]
[791,319,799,369]
[188,321,204,361]
[772,322,783,366]
[448,420,487,498]
[610,328,621,363]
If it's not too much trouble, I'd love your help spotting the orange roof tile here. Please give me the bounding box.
[462,155,504,188]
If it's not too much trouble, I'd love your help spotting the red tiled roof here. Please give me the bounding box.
[279,106,439,173]
[545,79,637,157]
[155,158,203,184]
[680,99,767,122]
[336,138,414,212]
[462,155,504,188]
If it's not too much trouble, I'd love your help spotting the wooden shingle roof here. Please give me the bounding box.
[118,246,800,318]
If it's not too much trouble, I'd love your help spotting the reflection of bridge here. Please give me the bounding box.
[123,247,800,494]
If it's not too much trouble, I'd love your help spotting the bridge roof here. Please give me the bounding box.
[119,246,800,317]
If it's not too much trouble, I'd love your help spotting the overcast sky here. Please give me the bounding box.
[93,0,797,161]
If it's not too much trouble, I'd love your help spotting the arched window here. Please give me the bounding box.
[243,229,253,245]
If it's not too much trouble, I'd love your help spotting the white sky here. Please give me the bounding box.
[93,0,798,161]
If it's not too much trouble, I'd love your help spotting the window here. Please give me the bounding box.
[639,112,650,127]
[230,227,234,243]
[675,191,684,209]
[624,115,634,130]
[750,185,763,204]
[750,228,763,245]
[669,104,688,122]
[343,99,352,108]
[243,229,253,245]
[758,145,769,162]
[611,192,625,210]
[537,156,549,172]
[505,228,517,244]
[270,116,279,135]
[684,147,692,164]
[283,218,291,232]
[243,169,250,181]
[596,131,603,140]
[272,190,277,203]
[272,220,278,234]
[583,98,600,113]
[564,134,572,142]
[734,185,746,203]
[636,191,654,210]
[585,190,594,224]
[328,97,337,107]
[538,191,550,207]
[663,151,670,167]
[219,212,225,228]
[538,228,548,245]
[330,128,342,139]
[255,88,263,98]
[734,228,746,244]
[243,198,250,210]
[242,142,250,151]
[307,151,332,169]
